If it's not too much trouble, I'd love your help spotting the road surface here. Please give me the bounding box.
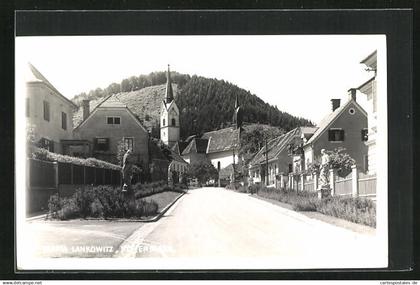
[115,187,386,269]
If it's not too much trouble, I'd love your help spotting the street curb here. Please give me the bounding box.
[26,214,48,221]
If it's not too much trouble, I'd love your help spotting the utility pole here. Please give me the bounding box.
[232,148,235,184]
[263,138,269,186]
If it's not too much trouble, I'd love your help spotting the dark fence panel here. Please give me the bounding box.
[112,170,121,186]
[29,159,56,188]
[73,165,84,184]
[85,166,95,185]
[95,168,104,185]
[104,169,112,185]
[58,162,72,184]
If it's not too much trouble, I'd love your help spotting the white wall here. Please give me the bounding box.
[207,150,239,170]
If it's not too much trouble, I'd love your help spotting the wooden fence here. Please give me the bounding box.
[334,171,353,197]
[287,165,376,199]
[27,158,121,213]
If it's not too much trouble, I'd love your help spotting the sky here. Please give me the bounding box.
[15,35,385,124]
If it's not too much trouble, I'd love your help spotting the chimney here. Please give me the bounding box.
[331,99,341,112]
[82,100,90,120]
[348,88,357,101]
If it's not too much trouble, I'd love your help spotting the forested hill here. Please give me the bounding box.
[71,72,313,140]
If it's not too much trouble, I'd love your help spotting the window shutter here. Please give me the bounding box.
[104,138,109,151]
[340,129,345,141]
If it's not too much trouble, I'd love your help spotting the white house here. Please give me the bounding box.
[357,50,377,174]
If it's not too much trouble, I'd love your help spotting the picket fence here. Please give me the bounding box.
[280,165,376,199]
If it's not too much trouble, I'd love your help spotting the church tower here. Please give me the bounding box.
[160,65,180,147]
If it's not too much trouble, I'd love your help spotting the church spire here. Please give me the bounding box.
[165,64,174,104]
[232,94,243,129]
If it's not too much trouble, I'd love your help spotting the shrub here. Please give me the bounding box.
[47,182,182,220]
[47,193,61,219]
[58,197,80,220]
[90,198,104,218]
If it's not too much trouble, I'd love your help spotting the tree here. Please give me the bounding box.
[185,160,218,185]
[307,147,355,177]
[239,124,285,164]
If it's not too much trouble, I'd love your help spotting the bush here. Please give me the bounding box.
[58,197,80,220]
[316,197,376,227]
[47,182,183,220]
[90,198,104,218]
[133,180,185,199]
[47,193,61,219]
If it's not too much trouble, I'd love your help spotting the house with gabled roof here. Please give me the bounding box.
[71,94,150,167]
[181,138,209,165]
[201,126,241,171]
[248,127,317,186]
[25,63,78,153]
[302,90,368,172]
[180,93,244,179]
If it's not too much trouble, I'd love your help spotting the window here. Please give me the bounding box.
[124,137,134,151]
[94,138,109,151]
[26,98,30,117]
[172,118,176,126]
[43,101,50,121]
[39,138,54,152]
[61,112,67,130]
[107,117,120,124]
[361,129,368,141]
[288,163,293,173]
[163,118,166,126]
[348,108,356,115]
[328,129,345,142]
[217,161,221,171]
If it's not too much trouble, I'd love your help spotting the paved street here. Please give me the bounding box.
[115,187,385,268]
[21,187,386,269]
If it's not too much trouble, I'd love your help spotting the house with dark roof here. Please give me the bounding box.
[248,127,317,186]
[302,90,368,172]
[180,93,244,182]
[168,150,188,183]
[171,141,189,156]
[71,94,150,167]
[25,63,78,153]
[201,126,241,171]
[181,138,209,165]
